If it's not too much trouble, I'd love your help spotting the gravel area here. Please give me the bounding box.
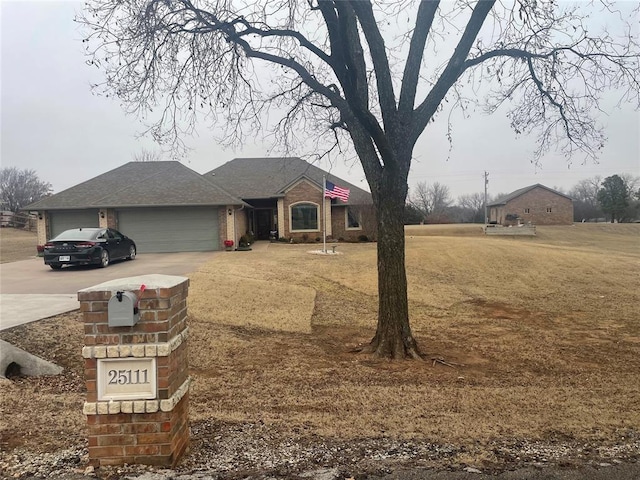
[1,421,639,480]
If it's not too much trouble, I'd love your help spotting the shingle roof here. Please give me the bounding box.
[205,157,373,205]
[25,161,245,210]
[487,184,573,207]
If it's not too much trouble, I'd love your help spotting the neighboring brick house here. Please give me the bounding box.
[24,157,374,253]
[488,184,573,226]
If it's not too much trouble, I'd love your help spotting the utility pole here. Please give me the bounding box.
[484,171,489,224]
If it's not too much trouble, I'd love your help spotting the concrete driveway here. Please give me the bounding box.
[0,252,216,330]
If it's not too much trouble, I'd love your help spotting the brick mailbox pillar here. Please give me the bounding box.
[78,274,190,468]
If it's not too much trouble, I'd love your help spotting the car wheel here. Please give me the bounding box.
[128,245,136,260]
[100,250,110,268]
[49,264,62,270]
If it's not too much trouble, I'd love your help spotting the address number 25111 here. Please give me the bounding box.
[108,368,150,385]
[97,358,157,401]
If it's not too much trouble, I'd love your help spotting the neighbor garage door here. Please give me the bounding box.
[49,210,100,237]
[117,207,220,253]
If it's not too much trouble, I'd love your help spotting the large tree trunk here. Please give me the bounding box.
[361,170,422,360]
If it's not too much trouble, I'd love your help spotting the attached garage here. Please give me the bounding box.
[49,209,99,237]
[25,162,245,252]
[117,207,220,253]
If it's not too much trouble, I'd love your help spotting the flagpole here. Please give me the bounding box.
[322,175,327,253]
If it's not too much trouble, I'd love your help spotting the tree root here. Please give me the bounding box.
[430,357,465,368]
[352,342,464,367]
[352,339,425,360]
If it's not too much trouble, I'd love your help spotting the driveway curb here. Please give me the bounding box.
[0,294,79,331]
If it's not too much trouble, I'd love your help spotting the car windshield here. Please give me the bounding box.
[52,229,99,241]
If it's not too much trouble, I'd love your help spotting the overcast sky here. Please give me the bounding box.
[1,1,638,200]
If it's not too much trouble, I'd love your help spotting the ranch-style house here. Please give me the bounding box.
[25,157,375,253]
[487,184,574,226]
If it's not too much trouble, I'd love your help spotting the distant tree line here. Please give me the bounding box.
[405,174,640,224]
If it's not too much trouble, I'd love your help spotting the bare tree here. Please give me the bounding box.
[0,167,52,213]
[570,176,603,221]
[619,173,640,222]
[408,182,430,222]
[620,174,640,194]
[458,193,485,223]
[79,1,640,359]
[409,181,452,223]
[427,183,452,223]
[132,148,164,162]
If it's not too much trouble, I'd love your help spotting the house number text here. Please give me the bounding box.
[108,368,150,385]
[97,358,157,401]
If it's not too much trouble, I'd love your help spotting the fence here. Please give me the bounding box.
[0,212,37,231]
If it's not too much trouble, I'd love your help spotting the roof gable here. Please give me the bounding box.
[26,161,244,210]
[281,175,322,194]
[205,157,372,205]
[488,184,573,206]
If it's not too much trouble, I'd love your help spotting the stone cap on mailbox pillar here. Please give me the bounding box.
[78,274,188,295]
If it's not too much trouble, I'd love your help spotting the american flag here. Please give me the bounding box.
[324,180,350,202]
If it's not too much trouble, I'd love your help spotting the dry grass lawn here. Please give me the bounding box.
[1,223,639,467]
[0,227,37,263]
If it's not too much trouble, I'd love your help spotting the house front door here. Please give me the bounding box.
[256,209,273,240]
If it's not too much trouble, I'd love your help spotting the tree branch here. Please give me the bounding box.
[412,0,496,143]
[398,0,440,116]
[350,1,398,121]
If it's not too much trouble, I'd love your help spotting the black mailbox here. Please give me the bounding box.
[108,291,140,327]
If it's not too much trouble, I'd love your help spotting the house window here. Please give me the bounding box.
[346,207,361,230]
[546,207,552,213]
[290,202,319,231]
[524,208,530,214]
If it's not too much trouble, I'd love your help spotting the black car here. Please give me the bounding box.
[43,228,136,270]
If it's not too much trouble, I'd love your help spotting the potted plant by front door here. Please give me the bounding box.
[237,235,252,251]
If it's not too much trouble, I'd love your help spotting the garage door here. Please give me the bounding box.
[117,207,220,253]
[49,210,100,237]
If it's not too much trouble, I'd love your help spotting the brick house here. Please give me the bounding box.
[25,158,374,253]
[488,184,574,226]
[205,157,374,243]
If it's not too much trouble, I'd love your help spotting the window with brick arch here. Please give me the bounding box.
[290,202,319,231]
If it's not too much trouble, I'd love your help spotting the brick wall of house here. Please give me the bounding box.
[501,187,573,225]
[36,213,48,246]
[218,207,228,250]
[283,180,324,241]
[331,204,377,241]
[277,199,285,239]
[107,209,118,230]
[99,210,108,228]
[235,208,249,243]
[329,205,367,241]
[331,205,350,240]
